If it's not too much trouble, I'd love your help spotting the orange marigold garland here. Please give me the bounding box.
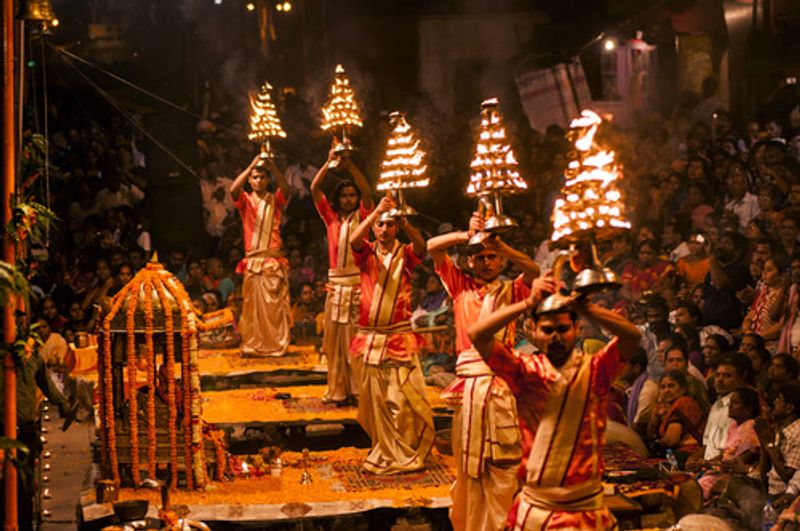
[163,276,194,489]
[126,284,141,486]
[102,282,131,485]
[181,315,194,489]
[154,280,179,490]
[187,312,207,488]
[143,277,157,479]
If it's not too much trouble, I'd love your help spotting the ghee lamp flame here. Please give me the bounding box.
[466,98,527,197]
[550,109,631,244]
[376,112,429,192]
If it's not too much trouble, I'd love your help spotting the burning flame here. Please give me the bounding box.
[377,112,429,191]
[247,82,287,141]
[466,98,527,196]
[320,64,363,131]
[550,109,631,243]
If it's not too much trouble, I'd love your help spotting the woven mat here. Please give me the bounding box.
[332,457,455,492]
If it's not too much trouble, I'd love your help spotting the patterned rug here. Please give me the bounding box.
[332,457,455,492]
[603,443,688,498]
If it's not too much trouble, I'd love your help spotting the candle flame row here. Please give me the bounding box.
[467,98,527,196]
[551,110,631,243]
[320,64,363,131]
[377,112,429,191]
[248,82,287,142]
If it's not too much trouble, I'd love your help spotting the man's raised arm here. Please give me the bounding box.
[469,276,555,360]
[427,212,482,266]
[569,299,641,360]
[309,141,338,204]
[350,196,393,252]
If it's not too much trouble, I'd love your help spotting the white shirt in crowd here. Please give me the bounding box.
[704,393,733,460]
[724,192,760,232]
[284,163,316,200]
[94,183,145,213]
[200,176,234,238]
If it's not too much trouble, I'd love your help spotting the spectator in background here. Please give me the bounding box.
[204,256,235,303]
[166,244,188,284]
[411,274,450,329]
[742,254,787,348]
[778,254,800,354]
[624,348,659,432]
[93,171,145,213]
[41,296,67,333]
[768,354,800,394]
[183,260,206,300]
[724,164,760,232]
[291,282,318,345]
[676,231,711,294]
[81,258,114,311]
[701,231,752,330]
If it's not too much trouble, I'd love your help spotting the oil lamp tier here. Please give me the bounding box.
[547,109,631,296]
[466,98,527,247]
[321,64,363,166]
[247,82,286,160]
[375,111,429,221]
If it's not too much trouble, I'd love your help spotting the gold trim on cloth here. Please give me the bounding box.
[250,193,275,252]
[328,267,361,325]
[335,211,360,269]
[245,249,284,274]
[456,350,521,478]
[526,352,593,486]
[515,480,609,531]
[358,321,413,366]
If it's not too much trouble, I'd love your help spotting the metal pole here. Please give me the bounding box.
[2,0,17,526]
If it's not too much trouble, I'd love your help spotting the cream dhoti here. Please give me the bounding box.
[240,251,291,357]
[446,350,521,531]
[353,323,434,475]
[322,267,362,401]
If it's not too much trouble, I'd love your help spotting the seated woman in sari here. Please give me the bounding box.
[620,239,673,304]
[648,370,707,461]
[697,386,761,499]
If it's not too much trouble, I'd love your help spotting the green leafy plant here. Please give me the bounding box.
[0,260,28,305]
[0,436,31,483]
[5,200,58,245]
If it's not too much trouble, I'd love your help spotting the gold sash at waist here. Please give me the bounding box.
[358,321,413,365]
[519,480,604,513]
[455,348,493,377]
[247,249,284,259]
[328,267,361,286]
[245,249,285,273]
[357,321,413,335]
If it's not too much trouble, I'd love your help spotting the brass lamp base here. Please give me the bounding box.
[468,192,518,248]
[536,291,573,315]
[329,135,355,169]
[572,267,621,294]
[378,203,416,222]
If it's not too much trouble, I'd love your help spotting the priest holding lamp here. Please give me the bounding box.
[348,111,433,474]
[349,195,433,474]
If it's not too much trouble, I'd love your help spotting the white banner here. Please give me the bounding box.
[515,60,592,132]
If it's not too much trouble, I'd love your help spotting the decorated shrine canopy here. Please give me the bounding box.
[248,82,287,142]
[467,98,527,197]
[99,260,231,490]
[376,111,428,191]
[320,64,363,132]
[550,109,631,244]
